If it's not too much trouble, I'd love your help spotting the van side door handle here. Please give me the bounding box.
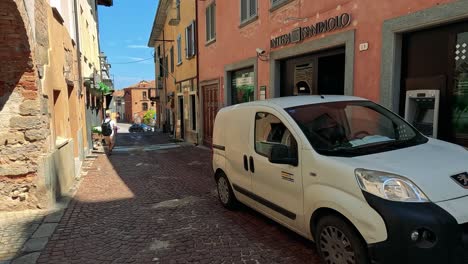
[243,155,249,171]
[249,156,255,173]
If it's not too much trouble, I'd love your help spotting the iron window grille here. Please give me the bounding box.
[240,0,257,24]
[270,0,292,10]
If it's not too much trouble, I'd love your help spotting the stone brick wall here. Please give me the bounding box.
[0,0,50,211]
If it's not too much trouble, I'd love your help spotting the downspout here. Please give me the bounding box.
[73,0,83,95]
[73,0,86,154]
[162,29,170,135]
[95,0,105,121]
[195,0,200,145]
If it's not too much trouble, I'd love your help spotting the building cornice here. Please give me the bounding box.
[148,0,172,47]
[97,0,113,7]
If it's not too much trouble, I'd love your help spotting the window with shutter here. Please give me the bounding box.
[185,22,196,58]
[241,0,257,24]
[170,47,174,73]
[206,3,216,42]
[185,27,188,58]
[177,34,182,64]
[176,0,180,19]
[164,56,168,76]
[206,5,210,41]
[191,21,196,56]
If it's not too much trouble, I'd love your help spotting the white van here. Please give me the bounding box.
[212,95,468,264]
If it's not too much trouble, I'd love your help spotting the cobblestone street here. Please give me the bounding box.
[36,132,319,263]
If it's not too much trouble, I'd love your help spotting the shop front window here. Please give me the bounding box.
[231,67,254,105]
[453,32,468,143]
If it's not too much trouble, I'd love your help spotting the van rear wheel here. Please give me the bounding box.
[216,173,237,209]
[316,215,369,264]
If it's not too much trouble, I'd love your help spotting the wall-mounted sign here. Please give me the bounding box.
[236,76,254,86]
[271,13,352,49]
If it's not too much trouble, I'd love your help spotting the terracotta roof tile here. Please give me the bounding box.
[125,80,156,89]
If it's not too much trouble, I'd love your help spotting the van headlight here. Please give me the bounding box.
[355,169,429,202]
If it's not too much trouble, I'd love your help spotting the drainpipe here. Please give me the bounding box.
[73,0,86,154]
[195,0,200,145]
[73,0,83,96]
[162,29,169,135]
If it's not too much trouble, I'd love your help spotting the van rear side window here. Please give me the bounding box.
[255,112,298,159]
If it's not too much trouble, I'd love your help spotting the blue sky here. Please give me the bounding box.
[98,1,158,89]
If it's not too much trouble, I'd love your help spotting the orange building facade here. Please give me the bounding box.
[197,0,468,147]
[123,80,156,123]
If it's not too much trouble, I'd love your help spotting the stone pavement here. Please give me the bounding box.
[0,154,97,264]
[0,210,47,263]
[24,132,320,263]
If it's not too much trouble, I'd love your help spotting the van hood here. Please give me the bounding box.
[339,139,468,203]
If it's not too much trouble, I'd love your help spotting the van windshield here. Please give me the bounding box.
[285,101,428,157]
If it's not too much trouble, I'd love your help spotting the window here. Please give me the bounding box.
[164,56,169,77]
[170,46,174,73]
[176,0,181,19]
[271,0,290,9]
[240,0,257,24]
[185,21,196,58]
[255,112,297,159]
[143,91,147,99]
[206,3,216,42]
[231,67,255,104]
[177,34,182,64]
[190,94,196,130]
[286,101,427,157]
[157,46,164,77]
[142,102,148,111]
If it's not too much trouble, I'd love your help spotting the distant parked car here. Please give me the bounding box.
[141,124,153,132]
[129,123,152,133]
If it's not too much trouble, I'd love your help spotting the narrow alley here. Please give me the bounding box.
[35,130,319,264]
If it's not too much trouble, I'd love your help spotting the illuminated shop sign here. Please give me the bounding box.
[270,13,352,48]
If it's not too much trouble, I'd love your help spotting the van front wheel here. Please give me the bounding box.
[216,174,237,209]
[316,215,369,264]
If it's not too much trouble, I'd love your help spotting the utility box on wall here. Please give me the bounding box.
[404,90,440,138]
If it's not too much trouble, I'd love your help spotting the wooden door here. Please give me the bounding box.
[202,84,219,146]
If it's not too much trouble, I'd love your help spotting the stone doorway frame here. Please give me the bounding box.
[269,30,355,99]
[380,1,468,112]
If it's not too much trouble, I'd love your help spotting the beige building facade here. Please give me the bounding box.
[0,0,111,211]
[148,0,200,144]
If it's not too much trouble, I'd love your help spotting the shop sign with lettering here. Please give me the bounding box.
[270,13,352,48]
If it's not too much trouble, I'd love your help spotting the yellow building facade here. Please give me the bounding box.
[149,0,199,144]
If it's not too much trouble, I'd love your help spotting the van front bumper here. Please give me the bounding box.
[363,192,468,264]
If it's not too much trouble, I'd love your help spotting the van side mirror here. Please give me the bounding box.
[268,144,298,166]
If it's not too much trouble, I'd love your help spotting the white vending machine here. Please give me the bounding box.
[404,90,440,138]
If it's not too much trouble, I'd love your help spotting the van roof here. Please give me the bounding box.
[224,95,368,110]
